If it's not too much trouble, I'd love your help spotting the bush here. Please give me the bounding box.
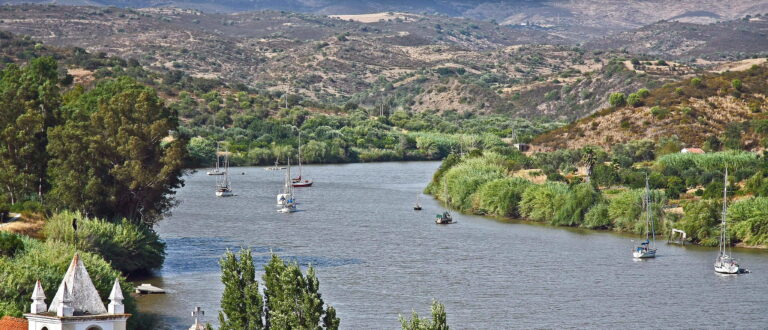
[438,153,507,211]
[471,177,532,217]
[0,238,148,329]
[0,232,24,257]
[627,93,641,107]
[676,200,720,246]
[731,79,742,91]
[637,88,650,98]
[690,77,702,88]
[728,197,768,246]
[608,92,627,107]
[44,211,166,274]
[520,182,570,222]
[583,202,611,229]
[553,183,600,226]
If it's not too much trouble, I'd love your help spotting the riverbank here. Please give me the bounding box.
[425,151,768,249]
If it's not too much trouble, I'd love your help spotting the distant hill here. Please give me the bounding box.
[586,16,768,60]
[533,62,768,150]
[3,0,768,40]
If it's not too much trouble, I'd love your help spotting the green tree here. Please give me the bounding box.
[0,57,61,204]
[218,249,263,330]
[608,92,626,107]
[400,300,449,330]
[47,77,186,225]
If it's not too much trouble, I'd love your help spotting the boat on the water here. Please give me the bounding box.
[215,146,234,197]
[414,195,422,211]
[633,176,657,258]
[265,158,286,171]
[277,159,297,213]
[207,142,226,176]
[291,130,313,187]
[435,211,453,224]
[714,168,746,274]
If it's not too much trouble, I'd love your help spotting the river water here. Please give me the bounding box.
[136,161,768,329]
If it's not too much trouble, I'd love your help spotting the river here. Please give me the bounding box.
[136,161,768,329]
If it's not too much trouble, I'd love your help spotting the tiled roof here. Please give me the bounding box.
[0,316,28,330]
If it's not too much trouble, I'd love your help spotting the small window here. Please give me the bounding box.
[41,327,49,330]
[86,326,103,330]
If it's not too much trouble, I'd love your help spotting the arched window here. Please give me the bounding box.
[41,327,49,330]
[86,326,103,330]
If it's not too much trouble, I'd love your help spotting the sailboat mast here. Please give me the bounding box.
[720,168,729,256]
[297,130,302,178]
[644,175,651,242]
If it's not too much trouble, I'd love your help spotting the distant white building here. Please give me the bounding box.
[24,254,130,330]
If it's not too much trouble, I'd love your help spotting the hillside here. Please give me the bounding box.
[4,0,768,41]
[586,15,768,60]
[533,62,768,150]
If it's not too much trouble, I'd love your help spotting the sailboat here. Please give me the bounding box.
[277,158,297,213]
[215,146,234,197]
[714,168,745,274]
[291,132,313,187]
[207,143,226,176]
[633,176,657,258]
[413,195,422,211]
[265,157,286,171]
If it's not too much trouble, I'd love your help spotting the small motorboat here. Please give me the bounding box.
[414,195,422,210]
[435,211,453,224]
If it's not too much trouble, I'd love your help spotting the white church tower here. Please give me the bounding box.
[24,254,131,330]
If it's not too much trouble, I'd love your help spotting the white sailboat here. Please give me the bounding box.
[291,130,313,187]
[714,168,744,274]
[633,176,657,258]
[215,146,233,197]
[207,143,226,176]
[277,158,297,213]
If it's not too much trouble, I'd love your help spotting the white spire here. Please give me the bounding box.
[108,278,125,314]
[30,280,47,314]
[56,282,74,317]
[48,254,107,315]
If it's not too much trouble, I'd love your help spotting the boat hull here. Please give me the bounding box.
[292,180,313,187]
[207,171,225,176]
[216,190,234,197]
[633,249,656,258]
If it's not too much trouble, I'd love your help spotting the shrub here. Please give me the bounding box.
[583,202,611,229]
[438,154,507,211]
[607,189,666,233]
[676,200,720,246]
[636,88,650,98]
[650,106,668,119]
[0,232,24,257]
[690,77,702,88]
[608,92,627,107]
[553,183,600,226]
[731,79,742,91]
[44,211,166,274]
[520,182,570,222]
[627,93,641,107]
[728,197,768,246]
[471,177,532,217]
[0,238,146,329]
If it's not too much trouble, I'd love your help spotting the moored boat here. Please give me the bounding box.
[714,168,746,274]
[435,211,453,224]
[633,176,657,258]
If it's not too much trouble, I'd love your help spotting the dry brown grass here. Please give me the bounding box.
[0,213,45,239]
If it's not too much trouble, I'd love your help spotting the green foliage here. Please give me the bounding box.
[218,250,339,330]
[636,88,651,98]
[731,79,742,91]
[627,93,641,107]
[690,77,702,88]
[650,106,668,119]
[0,232,24,257]
[218,249,263,330]
[399,300,449,330]
[607,189,666,233]
[47,77,186,225]
[608,92,626,107]
[519,182,570,222]
[0,238,148,329]
[553,183,600,226]
[656,151,759,176]
[471,177,532,217]
[675,200,720,246]
[583,202,611,229]
[437,153,507,211]
[728,197,768,246]
[43,211,165,274]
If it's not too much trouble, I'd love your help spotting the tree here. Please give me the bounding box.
[219,251,339,330]
[47,77,186,225]
[0,57,62,204]
[731,79,742,91]
[608,92,626,107]
[219,249,263,330]
[400,300,449,330]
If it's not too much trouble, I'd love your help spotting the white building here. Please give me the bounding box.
[24,254,130,330]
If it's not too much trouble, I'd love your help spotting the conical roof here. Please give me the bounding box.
[108,279,124,301]
[31,280,46,300]
[48,254,107,315]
